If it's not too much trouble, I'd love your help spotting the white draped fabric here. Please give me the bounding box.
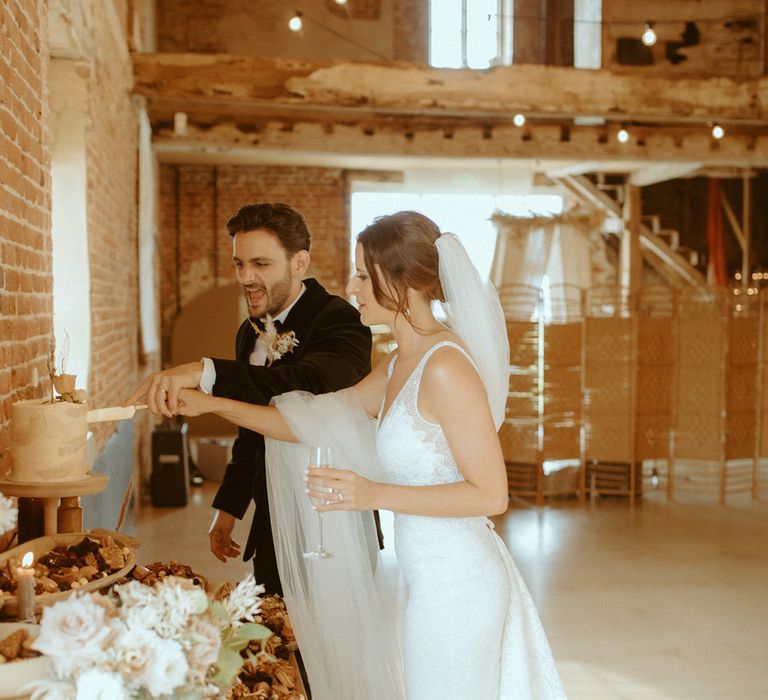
[265,389,406,700]
[490,210,608,316]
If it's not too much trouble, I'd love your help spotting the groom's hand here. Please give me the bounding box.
[208,510,242,563]
[124,361,204,418]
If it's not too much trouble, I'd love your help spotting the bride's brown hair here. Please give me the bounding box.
[357,211,445,320]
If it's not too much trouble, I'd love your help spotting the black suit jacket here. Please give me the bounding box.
[211,278,371,593]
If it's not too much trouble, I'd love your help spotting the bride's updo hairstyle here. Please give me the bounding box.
[357,211,445,321]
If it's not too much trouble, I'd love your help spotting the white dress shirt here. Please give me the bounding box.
[199,283,306,394]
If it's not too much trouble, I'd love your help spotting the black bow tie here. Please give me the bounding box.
[250,317,281,333]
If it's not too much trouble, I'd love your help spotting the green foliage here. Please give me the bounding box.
[213,622,273,688]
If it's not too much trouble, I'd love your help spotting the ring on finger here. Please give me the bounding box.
[337,492,344,503]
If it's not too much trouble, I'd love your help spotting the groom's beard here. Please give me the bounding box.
[244,267,294,319]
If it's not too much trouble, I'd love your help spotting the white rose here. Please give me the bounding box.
[115,579,156,608]
[32,593,116,677]
[75,669,129,700]
[124,631,189,697]
[185,615,222,680]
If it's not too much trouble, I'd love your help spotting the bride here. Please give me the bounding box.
[174,211,567,699]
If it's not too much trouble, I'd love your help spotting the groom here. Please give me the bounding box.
[127,202,371,594]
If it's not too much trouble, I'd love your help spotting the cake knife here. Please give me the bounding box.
[87,404,148,423]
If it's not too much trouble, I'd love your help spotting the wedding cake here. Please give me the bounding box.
[10,399,89,482]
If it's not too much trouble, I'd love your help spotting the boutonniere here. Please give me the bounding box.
[249,315,300,366]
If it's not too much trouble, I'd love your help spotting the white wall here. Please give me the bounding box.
[50,58,91,387]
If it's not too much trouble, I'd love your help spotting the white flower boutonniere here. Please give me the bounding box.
[249,315,300,366]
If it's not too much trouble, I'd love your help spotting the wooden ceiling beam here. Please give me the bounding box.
[152,121,768,167]
[133,53,768,126]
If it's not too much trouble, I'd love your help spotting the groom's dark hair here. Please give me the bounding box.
[226,202,312,256]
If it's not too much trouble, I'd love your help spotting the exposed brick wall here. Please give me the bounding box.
[0,0,51,474]
[0,0,140,472]
[85,1,139,448]
[157,163,350,365]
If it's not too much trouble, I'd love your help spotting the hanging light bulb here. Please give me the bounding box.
[617,128,629,143]
[289,11,303,31]
[334,0,349,4]
[642,22,657,47]
[173,112,188,136]
[513,113,526,127]
[712,124,725,139]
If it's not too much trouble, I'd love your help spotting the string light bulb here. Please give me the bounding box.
[642,22,657,47]
[289,11,303,31]
[712,123,725,139]
[334,0,349,4]
[513,113,526,127]
[617,128,629,143]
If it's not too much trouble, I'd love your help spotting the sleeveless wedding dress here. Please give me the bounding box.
[377,340,567,700]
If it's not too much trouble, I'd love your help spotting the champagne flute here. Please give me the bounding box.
[303,445,336,559]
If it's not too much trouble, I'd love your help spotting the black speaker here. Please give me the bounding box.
[150,421,190,507]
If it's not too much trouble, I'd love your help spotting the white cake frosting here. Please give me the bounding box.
[10,399,89,482]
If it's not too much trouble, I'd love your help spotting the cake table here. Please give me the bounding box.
[0,474,108,537]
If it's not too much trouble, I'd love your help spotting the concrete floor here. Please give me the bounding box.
[135,482,768,699]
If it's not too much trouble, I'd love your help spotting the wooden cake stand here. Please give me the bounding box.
[0,473,109,538]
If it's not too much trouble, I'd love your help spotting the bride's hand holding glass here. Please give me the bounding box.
[306,468,377,512]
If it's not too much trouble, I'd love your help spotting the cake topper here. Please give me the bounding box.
[46,334,87,404]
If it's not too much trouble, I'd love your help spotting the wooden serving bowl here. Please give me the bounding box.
[0,530,138,617]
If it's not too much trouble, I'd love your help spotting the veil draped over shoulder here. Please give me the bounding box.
[266,389,405,700]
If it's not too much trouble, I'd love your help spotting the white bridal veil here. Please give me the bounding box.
[265,231,509,699]
[266,389,405,700]
[435,233,509,429]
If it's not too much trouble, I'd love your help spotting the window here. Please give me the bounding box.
[351,190,563,281]
[50,59,91,387]
[430,0,602,69]
[429,0,503,69]
[574,0,602,69]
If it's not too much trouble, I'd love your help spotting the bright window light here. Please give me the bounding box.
[351,191,563,281]
[430,0,500,69]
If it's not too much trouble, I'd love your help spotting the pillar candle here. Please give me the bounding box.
[16,551,35,622]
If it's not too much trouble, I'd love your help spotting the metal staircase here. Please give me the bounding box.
[555,174,707,290]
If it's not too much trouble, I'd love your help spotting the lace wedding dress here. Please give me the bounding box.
[265,340,567,700]
[377,341,567,699]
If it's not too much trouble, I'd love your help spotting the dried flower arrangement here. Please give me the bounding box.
[46,334,86,404]
[25,574,271,699]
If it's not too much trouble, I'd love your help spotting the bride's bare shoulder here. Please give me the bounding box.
[422,340,479,387]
